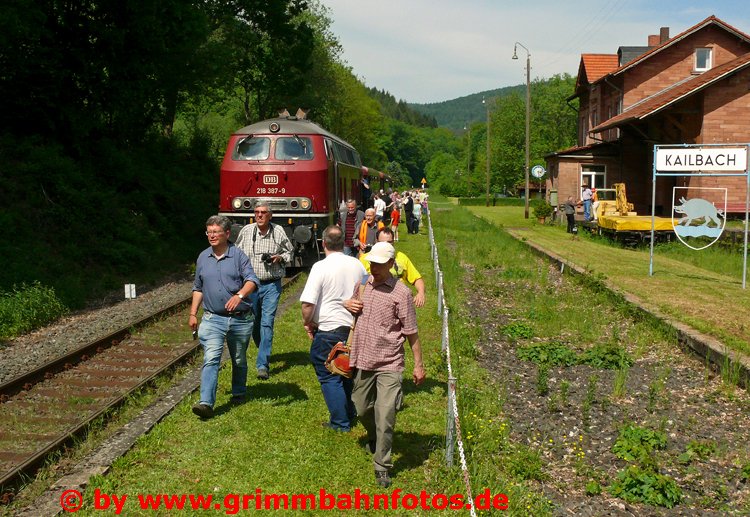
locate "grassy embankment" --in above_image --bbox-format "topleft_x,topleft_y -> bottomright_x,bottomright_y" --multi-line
467,204 -> 750,357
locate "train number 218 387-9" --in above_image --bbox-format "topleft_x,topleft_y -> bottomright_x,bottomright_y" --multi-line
255,187 -> 286,194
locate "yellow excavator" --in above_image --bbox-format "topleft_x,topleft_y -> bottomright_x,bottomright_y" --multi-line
614,183 -> 635,216
593,182 -> 635,220
595,182 -> 674,240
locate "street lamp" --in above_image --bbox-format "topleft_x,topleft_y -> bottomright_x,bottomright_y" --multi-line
482,97 -> 490,207
513,42 -> 531,218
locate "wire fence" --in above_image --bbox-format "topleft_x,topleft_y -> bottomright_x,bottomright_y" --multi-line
426,207 -> 476,517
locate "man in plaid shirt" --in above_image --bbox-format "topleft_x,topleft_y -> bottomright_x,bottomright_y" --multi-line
235,201 -> 293,380
348,241 -> 426,488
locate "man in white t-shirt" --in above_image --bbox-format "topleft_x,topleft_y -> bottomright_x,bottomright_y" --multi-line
373,194 -> 386,222
300,225 -> 368,432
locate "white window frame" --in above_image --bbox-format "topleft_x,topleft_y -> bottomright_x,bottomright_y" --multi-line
694,48 -> 712,72
581,164 -> 606,190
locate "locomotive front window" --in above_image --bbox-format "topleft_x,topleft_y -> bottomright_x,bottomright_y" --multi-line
276,136 -> 313,160
234,137 -> 270,160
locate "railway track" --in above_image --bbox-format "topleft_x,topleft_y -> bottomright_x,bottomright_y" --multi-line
0,274 -> 300,493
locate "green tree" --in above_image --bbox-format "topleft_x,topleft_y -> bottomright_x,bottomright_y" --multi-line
220,0 -> 315,123
384,161 -> 412,190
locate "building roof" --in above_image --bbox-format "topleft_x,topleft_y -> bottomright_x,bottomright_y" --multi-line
571,54 -> 619,99
617,46 -> 652,66
545,141 -> 618,159
581,54 -> 619,83
590,52 -> 750,133
596,16 -> 750,84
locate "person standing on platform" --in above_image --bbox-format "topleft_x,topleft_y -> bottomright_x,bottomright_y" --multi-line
581,184 -> 593,222
390,204 -> 401,242
403,192 -> 416,234
412,193 -> 422,234
338,199 -> 365,258
360,228 -> 426,307
373,193 -> 386,223
563,196 -> 578,234
189,215 -> 259,419
358,208 -> 384,256
235,201 -> 293,380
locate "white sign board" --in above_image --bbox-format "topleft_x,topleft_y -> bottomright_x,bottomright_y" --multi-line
656,147 -> 747,172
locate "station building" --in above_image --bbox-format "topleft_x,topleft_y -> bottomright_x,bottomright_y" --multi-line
546,16 -> 750,215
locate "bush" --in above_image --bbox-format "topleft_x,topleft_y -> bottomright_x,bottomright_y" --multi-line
612,424 -> 667,466
532,200 -> 553,219
517,341 -> 579,366
609,466 -> 682,508
0,282 -> 68,340
580,342 -> 634,369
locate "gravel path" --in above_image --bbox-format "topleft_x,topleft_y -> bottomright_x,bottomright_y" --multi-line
0,280 -> 193,384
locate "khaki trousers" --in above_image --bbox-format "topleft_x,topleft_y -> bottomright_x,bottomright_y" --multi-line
351,369 -> 403,472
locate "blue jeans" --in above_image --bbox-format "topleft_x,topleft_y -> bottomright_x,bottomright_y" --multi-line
583,199 -> 592,221
197,311 -> 253,408
251,279 -> 281,371
310,327 -> 354,431
343,246 -> 358,257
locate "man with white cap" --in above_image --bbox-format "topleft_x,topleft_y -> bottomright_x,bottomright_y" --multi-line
347,241 -> 426,488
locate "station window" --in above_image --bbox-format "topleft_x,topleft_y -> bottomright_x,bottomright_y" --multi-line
234,137 -> 270,160
275,137 -> 314,160
694,48 -> 712,72
581,164 -> 606,190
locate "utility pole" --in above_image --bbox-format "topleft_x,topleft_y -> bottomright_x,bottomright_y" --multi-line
513,42 -> 531,218
483,98 -> 490,207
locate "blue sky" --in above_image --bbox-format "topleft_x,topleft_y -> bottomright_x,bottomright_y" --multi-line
318,0 -> 749,104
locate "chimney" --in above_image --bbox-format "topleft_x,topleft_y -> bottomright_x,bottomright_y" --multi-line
660,27 -> 670,43
648,34 -> 660,46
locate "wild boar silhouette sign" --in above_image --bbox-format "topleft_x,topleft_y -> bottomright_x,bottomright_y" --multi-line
671,187 -> 726,250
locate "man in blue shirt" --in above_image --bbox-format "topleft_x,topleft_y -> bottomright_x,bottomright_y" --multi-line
189,215 -> 259,419
581,184 -> 593,222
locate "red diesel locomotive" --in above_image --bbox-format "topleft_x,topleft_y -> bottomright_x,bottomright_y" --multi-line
219,110 -> 386,267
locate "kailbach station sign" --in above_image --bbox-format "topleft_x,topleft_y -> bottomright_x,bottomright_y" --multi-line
656,147 -> 748,172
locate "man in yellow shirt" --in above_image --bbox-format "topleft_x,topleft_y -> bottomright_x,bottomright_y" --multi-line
359,228 -> 426,307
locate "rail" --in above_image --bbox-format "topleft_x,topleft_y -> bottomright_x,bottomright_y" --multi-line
0,274 -> 300,492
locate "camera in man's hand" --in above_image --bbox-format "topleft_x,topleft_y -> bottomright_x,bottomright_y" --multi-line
363,245 -> 372,253
261,252 -> 274,265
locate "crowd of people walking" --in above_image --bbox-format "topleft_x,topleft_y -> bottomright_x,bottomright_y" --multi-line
188,188 -> 429,488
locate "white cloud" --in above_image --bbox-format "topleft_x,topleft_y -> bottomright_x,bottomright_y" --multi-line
320,0 -> 750,103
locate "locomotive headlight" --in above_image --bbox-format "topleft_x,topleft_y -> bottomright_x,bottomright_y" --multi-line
293,225 -> 313,244
232,198 -> 242,210
300,199 -> 311,210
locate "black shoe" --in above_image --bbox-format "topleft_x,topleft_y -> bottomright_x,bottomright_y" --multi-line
192,403 -> 214,419
365,440 -> 376,454
230,394 -> 246,404
374,470 -> 391,488
256,368 -> 269,380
